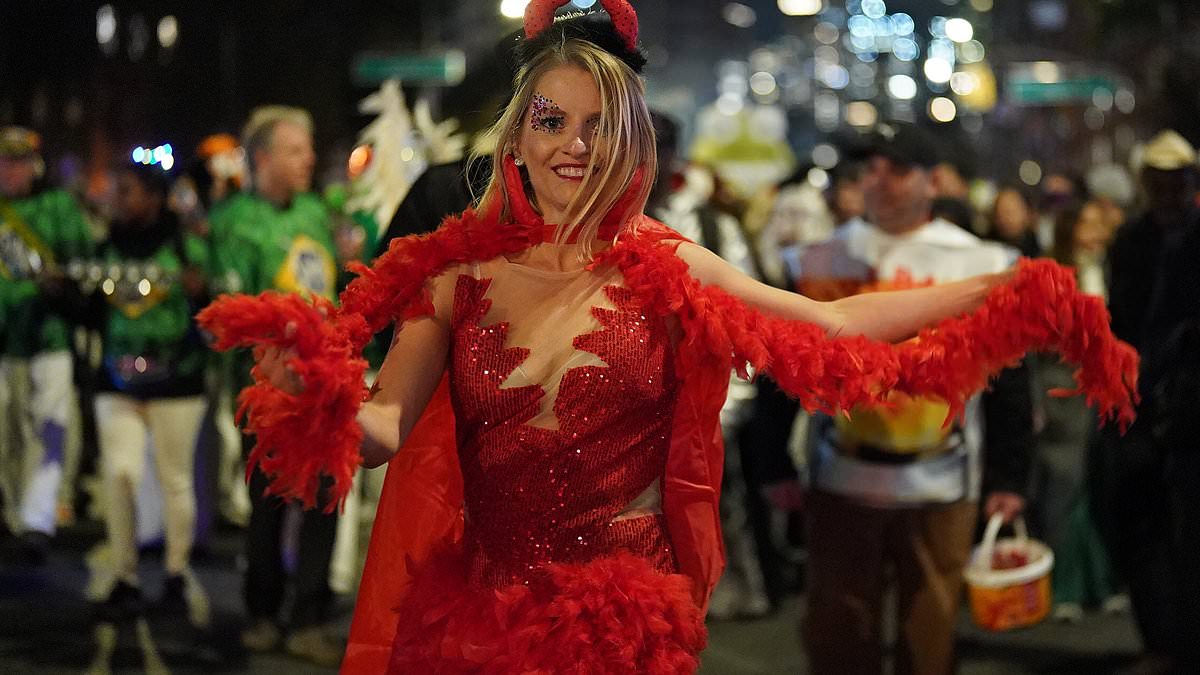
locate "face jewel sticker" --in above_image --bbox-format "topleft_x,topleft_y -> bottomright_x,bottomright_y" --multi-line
530,93 -> 565,134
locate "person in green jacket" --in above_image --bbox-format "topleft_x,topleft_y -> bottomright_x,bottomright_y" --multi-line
64,160 -> 213,629
0,126 -> 93,563
208,105 -> 341,667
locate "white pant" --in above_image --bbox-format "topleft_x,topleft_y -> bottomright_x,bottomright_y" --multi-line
0,351 -> 75,535
95,393 -> 205,582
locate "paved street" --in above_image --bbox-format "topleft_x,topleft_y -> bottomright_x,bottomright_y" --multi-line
702,596 -> 1141,675
1,521 -> 1142,674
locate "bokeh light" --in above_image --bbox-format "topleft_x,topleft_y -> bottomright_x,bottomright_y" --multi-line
929,96 -> 957,122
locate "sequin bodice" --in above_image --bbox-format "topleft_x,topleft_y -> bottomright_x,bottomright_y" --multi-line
448,250 -> 680,587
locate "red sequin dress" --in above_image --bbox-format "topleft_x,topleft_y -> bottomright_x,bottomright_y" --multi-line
386,241 -> 707,673
195,157 -> 1139,674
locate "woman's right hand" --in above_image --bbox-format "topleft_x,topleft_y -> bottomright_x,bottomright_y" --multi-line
259,346 -> 305,395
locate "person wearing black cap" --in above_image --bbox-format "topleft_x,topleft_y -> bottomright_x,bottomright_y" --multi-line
788,121 -> 1035,675
0,125 -> 94,564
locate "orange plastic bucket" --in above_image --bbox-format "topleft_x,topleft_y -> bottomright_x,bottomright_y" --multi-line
964,514 -> 1054,631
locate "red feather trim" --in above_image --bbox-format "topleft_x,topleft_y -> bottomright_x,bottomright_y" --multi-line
389,551 -> 706,674
198,200 -> 1137,510
601,236 -> 1139,432
196,206 -> 539,509
338,204 -> 535,346
194,292 -> 366,510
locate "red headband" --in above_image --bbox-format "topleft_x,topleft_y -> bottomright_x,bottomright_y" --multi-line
524,0 -> 639,52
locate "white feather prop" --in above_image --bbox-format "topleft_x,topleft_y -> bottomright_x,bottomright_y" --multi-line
414,99 -> 468,165
347,80 -> 424,235
347,80 -> 470,236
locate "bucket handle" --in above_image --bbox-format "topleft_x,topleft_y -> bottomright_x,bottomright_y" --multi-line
978,513 -> 1028,572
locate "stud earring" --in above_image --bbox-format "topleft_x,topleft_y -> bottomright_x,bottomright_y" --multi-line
513,156 -> 524,166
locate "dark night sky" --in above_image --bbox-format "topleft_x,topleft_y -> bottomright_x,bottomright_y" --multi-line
0,1 -> 433,169
6,1 -> 1200,183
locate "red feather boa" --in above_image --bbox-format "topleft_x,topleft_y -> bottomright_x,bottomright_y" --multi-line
197,206 -> 535,510
600,230 -> 1139,429
197,210 -> 1138,510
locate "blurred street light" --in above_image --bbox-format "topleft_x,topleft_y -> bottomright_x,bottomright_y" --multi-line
959,40 -> 986,63
924,57 -> 953,84
929,96 -> 957,122
724,3 -> 758,28
887,74 -> 918,100
945,18 -> 973,43
750,71 -> 778,96
950,71 -> 979,95
779,0 -> 823,16
862,0 -> 887,20
158,16 -> 178,49
893,38 -> 919,61
1032,61 -> 1061,84
811,143 -> 839,168
1115,89 -> 1136,114
97,5 -> 117,54
500,0 -> 529,19
819,63 -> 850,89
929,16 -> 947,38
807,167 -> 830,189
846,100 -> 878,127
1019,160 -> 1043,186
814,22 -> 840,44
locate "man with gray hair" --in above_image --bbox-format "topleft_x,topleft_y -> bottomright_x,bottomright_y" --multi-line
209,105 -> 342,666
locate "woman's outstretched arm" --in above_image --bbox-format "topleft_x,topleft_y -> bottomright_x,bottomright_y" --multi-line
676,242 -> 1007,342
357,314 -> 449,467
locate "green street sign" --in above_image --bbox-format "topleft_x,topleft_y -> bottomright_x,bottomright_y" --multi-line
352,50 -> 466,86
1006,76 -> 1116,106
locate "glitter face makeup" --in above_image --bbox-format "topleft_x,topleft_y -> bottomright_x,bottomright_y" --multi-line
530,94 -> 564,133
516,66 -> 605,224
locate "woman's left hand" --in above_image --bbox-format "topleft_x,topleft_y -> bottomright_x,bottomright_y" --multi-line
259,345 -> 305,395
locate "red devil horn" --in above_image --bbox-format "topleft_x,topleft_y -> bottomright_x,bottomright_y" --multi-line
524,0 -> 572,41
525,0 -> 640,52
599,0 -> 638,51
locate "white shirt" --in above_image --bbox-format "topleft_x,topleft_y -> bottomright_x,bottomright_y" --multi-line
787,217 -> 1018,506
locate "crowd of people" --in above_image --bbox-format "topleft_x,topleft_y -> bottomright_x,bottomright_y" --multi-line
735,124 -> 1197,675
0,4 -> 1195,675
1,111 -> 351,666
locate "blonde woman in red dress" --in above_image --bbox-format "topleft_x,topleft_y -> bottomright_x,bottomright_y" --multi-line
199,3 -> 1137,673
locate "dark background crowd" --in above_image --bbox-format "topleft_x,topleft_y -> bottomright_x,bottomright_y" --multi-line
2,1 -> 1199,674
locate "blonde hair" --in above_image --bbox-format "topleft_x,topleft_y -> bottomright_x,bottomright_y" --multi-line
241,105 -> 313,170
474,38 -> 656,253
